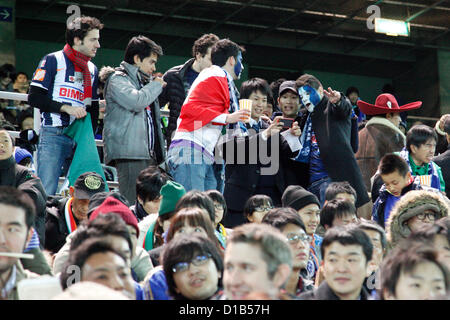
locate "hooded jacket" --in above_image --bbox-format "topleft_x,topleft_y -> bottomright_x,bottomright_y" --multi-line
386,190 -> 449,248
100,62 -> 165,165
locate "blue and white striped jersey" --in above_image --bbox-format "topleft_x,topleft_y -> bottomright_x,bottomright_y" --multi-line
30,50 -> 99,127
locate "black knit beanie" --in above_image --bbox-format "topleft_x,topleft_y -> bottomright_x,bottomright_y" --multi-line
281,185 -> 320,210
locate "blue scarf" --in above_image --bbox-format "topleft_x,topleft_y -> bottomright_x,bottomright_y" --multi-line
293,114 -> 313,163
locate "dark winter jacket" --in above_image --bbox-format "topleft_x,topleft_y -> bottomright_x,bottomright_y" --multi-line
294,95 -> 369,208
433,144 -> 450,197
299,280 -> 371,300
0,156 -> 47,246
159,58 -> 195,146
44,197 -> 71,253
372,181 -> 422,228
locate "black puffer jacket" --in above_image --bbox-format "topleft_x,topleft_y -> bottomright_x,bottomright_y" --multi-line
158,59 -> 195,146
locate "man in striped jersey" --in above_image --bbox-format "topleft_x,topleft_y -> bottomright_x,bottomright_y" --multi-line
28,16 -> 103,196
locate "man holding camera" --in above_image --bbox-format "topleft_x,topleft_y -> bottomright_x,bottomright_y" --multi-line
222,78 -> 301,228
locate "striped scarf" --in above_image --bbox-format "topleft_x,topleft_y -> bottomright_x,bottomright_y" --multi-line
64,198 -> 78,234
63,44 -> 92,107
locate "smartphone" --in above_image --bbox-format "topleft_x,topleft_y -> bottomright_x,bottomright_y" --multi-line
279,118 -> 295,129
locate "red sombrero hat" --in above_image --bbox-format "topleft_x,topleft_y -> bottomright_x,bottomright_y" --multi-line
357,93 -> 422,116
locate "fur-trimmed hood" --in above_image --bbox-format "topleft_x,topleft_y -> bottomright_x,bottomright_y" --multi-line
386,190 -> 449,248
99,66 -> 115,84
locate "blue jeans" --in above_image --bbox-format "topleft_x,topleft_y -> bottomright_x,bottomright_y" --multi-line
307,177 -> 332,208
167,146 -> 217,192
37,126 -> 75,195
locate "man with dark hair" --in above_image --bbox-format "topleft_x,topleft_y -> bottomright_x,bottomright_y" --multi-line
28,16 -> 103,196
398,125 -> 445,193
433,117 -> 450,197
345,86 -> 365,124
372,154 -> 422,228
294,74 -> 369,212
0,186 -> 38,300
45,171 -> 106,253
159,34 -> 219,146
356,93 -> 421,191
380,242 -> 449,299
167,38 -> 250,192
100,35 -> 166,204
325,181 -> 357,205
223,78 -> 301,226
60,238 -> 135,299
320,199 -> 358,230
262,207 -> 314,297
162,234 -> 223,300
131,166 -> 169,221
299,225 -> 373,300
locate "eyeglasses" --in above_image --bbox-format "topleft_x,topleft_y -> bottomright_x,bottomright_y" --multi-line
254,206 -> 273,213
416,212 -> 438,221
172,254 -> 212,273
286,233 -> 312,244
214,204 -> 224,210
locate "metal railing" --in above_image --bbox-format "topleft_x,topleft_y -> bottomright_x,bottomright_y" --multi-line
1,90 -> 169,190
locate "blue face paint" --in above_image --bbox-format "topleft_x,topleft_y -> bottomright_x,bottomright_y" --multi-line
298,85 -> 322,112
234,52 -> 243,79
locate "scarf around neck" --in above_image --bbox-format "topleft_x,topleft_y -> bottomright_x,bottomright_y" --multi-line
63,44 -> 93,107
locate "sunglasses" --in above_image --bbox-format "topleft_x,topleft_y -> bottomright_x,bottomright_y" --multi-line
172,254 -> 212,273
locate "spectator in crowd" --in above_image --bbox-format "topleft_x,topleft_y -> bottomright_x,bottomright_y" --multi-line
12,72 -> 29,94
222,78 -> 301,227
130,166 -> 169,222
262,207 -> 314,297
139,180 -> 186,252
386,190 -> 449,249
269,78 -> 286,114
60,238 -> 135,299
299,225 -> 373,300
320,199 -> 358,230
205,189 -> 230,249
0,186 -> 39,300
17,110 -> 34,131
28,16 -> 103,196
380,242 -> 449,299
144,208 -> 221,300
282,185 -> 322,282
167,38 -> 249,192
294,74 -> 370,213
345,86 -> 365,124
0,63 -> 16,122
159,33 -> 219,147
53,197 -> 153,283
372,154 -> 423,229
222,223 -> 293,300
53,281 -> 130,300
0,129 -> 49,275
433,116 -> 450,197
407,217 -> 450,268
356,93 -> 421,191
45,172 -> 106,253
274,80 -> 309,189
397,125 -> 445,193
100,35 -> 166,204
14,147 -> 33,169
162,234 -> 223,300
242,195 -> 274,225
434,114 -> 449,155
356,219 -> 388,297
324,181 -> 357,205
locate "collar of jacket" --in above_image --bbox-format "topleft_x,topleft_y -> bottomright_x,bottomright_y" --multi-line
314,280 -> 369,300
120,61 -> 141,83
366,116 -> 406,143
0,156 -> 16,170
176,58 -> 195,79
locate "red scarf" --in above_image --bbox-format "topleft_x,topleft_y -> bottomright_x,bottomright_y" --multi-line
63,44 -> 92,106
